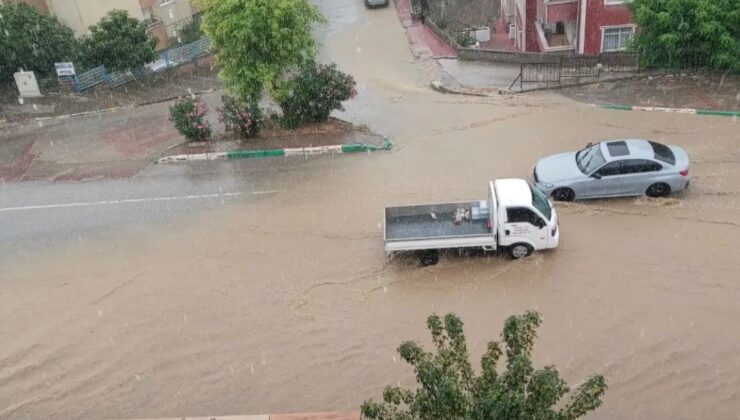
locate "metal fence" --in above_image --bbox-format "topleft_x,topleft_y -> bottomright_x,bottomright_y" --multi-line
599,52 -> 640,72
560,56 -> 600,78
510,52 -> 640,90
72,37 -> 212,92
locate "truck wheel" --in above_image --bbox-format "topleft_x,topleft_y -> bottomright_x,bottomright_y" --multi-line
646,183 -> 671,198
551,187 -> 575,202
509,243 -> 532,259
420,250 -> 439,266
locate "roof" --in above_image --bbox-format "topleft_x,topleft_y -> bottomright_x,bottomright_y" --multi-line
494,178 -> 532,207
602,139 -> 655,160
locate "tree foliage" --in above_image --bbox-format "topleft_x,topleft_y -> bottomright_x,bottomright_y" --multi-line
80,10 -> 157,72
629,0 -> 740,72
195,0 -> 325,101
362,312 -> 607,420
0,3 -> 78,82
278,62 -> 357,128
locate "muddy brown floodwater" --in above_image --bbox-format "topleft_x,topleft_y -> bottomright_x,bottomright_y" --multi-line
2,3 -> 740,420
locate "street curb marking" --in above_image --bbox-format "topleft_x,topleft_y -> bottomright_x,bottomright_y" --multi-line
156,138 -> 393,163
597,103 -> 740,117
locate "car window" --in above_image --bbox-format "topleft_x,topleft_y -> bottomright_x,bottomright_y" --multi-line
631,159 -> 662,173
649,141 -> 676,165
507,207 -> 544,227
530,186 -> 552,221
596,161 -> 624,176
577,144 -> 607,174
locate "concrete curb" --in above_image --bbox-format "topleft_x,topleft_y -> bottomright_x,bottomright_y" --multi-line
430,81 -> 494,97
157,137 -> 393,163
597,103 -> 740,118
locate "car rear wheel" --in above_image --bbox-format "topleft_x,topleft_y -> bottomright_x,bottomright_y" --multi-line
646,183 -> 671,198
509,243 -> 533,259
551,187 -> 575,202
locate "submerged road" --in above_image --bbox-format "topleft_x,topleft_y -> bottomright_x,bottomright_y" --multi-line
1,1 -> 739,419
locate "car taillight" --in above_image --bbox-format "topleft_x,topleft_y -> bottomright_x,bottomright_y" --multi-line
679,168 -> 689,176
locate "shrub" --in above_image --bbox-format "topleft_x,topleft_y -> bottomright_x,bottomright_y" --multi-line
362,311 -> 607,420
218,96 -> 261,139
278,62 -> 357,129
169,96 -> 211,142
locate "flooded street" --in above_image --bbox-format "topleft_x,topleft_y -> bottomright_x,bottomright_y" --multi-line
2,2 -> 740,419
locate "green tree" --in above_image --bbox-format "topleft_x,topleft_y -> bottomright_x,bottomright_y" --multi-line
629,0 -> 740,72
362,312 -> 607,420
0,3 -> 78,82
80,10 -> 157,72
195,0 -> 325,101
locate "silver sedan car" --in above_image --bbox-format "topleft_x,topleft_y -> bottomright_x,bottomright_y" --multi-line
533,139 -> 690,201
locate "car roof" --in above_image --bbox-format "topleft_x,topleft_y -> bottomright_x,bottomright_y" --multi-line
601,139 -> 655,161
494,178 -> 532,207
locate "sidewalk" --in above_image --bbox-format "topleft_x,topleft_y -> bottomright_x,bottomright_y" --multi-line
123,412 -> 360,420
0,58 -> 221,124
561,72 -> 740,112
394,0 -> 457,59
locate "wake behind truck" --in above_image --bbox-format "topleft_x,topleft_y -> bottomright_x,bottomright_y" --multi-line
384,179 -> 559,265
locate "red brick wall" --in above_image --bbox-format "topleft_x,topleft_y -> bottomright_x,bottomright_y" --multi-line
525,0 -> 540,52
583,0 -> 633,54
546,1 -> 578,23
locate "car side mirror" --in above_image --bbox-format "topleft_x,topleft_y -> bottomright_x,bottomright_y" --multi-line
591,172 -> 602,179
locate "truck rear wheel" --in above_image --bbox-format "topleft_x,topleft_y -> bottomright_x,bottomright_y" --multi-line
509,243 -> 532,259
420,250 -> 439,266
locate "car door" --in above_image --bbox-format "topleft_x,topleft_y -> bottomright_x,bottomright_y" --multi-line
581,160 -> 628,198
502,207 -> 548,250
626,159 -> 664,195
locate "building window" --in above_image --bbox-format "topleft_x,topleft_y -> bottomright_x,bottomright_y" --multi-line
601,26 -> 633,51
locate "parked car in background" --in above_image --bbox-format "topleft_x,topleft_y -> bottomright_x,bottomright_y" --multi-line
533,139 -> 690,201
364,0 -> 389,8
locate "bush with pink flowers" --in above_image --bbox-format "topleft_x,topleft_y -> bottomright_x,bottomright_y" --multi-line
217,96 -> 262,139
169,96 -> 211,142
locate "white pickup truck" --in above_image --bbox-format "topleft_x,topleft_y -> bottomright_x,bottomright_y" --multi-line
384,179 -> 560,265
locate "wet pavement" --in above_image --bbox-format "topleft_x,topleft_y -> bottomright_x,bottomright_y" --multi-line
1,1 -> 740,420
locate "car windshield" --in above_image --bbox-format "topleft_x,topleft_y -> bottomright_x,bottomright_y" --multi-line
530,185 -> 552,221
576,144 -> 607,174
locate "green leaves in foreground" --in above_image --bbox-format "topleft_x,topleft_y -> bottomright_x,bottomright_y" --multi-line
362,312 -> 607,420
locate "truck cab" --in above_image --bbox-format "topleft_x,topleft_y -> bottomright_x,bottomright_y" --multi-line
492,179 -> 559,257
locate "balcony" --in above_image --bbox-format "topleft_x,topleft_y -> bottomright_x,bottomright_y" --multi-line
534,20 -> 576,52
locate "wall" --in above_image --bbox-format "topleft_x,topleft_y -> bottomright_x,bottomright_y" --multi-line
152,0 -> 195,37
583,0 -> 633,54
525,0 -> 540,52
546,1 -> 578,23
458,47 -> 574,64
47,0 -> 144,36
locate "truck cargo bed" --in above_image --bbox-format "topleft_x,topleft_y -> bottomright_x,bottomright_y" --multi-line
385,201 -> 492,242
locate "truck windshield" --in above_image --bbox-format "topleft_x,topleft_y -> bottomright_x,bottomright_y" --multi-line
531,186 -> 552,221
576,144 -> 606,174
